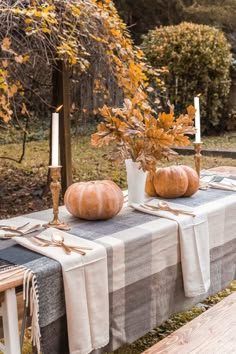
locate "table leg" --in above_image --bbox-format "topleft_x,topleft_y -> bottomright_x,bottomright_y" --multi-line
0,289 -> 21,354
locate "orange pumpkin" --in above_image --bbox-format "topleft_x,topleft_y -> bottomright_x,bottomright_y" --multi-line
153,166 -> 189,198
64,180 -> 124,220
152,165 -> 199,198
145,171 -> 157,197
179,165 -> 199,197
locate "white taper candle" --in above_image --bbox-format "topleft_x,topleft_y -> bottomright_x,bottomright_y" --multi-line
194,96 -> 201,143
51,112 -> 59,166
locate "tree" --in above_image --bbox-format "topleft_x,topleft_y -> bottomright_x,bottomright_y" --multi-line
181,0 -> 236,50
114,0 -> 236,52
142,22 -> 232,134
0,0 -> 164,189
0,1 -> 127,121
114,0 -> 184,43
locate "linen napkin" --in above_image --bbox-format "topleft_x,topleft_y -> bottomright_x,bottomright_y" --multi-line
200,175 -> 236,192
209,177 -> 236,191
131,201 -> 210,297
0,216 -> 43,239
14,228 -> 109,354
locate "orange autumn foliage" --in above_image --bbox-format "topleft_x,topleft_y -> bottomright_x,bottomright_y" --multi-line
92,100 -> 196,172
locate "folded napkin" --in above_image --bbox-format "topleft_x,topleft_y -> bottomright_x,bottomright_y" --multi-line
131,201 -> 210,297
200,175 -> 236,192
209,177 -> 236,191
221,177 -> 236,186
0,217 -> 42,238
14,228 -> 109,354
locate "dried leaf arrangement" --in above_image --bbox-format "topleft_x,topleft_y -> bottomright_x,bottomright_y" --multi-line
91,93 -> 196,172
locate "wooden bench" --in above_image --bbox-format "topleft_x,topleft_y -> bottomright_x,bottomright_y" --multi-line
0,267 -> 29,354
142,291 -> 236,354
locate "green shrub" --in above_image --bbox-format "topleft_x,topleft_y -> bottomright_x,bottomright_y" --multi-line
142,22 -> 232,134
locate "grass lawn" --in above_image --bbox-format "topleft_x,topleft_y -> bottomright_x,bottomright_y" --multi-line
1,134 -> 236,218
1,132 -> 236,188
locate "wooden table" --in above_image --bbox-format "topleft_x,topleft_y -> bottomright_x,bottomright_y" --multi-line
0,168 -> 236,354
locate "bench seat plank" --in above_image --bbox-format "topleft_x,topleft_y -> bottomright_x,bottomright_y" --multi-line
142,291 -> 236,354
0,267 -> 26,293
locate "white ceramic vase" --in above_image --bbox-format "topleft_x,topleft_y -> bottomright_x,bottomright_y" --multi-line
125,159 -> 147,206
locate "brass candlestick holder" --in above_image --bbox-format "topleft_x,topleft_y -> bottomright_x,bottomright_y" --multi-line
194,142 -> 203,177
45,166 -> 70,231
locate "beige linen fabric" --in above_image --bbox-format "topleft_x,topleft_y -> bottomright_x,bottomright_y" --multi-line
131,201 -> 210,297
15,228 -> 109,354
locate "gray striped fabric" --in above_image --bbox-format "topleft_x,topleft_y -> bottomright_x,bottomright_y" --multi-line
0,181 -> 236,354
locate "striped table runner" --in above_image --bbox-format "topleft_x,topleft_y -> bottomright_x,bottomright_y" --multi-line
0,180 -> 236,354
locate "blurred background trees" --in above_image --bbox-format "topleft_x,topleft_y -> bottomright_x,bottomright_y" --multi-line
114,0 -> 236,46
114,0 -> 236,132
142,22 -> 232,134
1,0 -> 236,136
